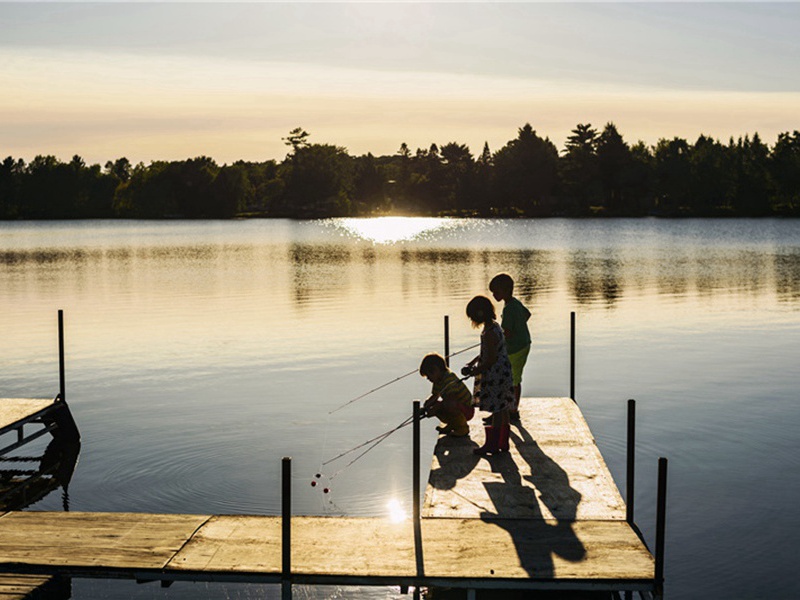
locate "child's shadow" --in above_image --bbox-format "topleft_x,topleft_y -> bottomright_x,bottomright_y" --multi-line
479,423 -> 585,578
427,434 -> 480,491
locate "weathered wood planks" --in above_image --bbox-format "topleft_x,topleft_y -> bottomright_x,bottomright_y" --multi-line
0,513 -> 652,587
424,397 -> 627,521
0,512 -> 209,571
0,573 -> 58,600
0,400 -> 55,435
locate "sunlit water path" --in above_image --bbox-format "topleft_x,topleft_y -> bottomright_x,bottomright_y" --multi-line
1,218 -> 799,599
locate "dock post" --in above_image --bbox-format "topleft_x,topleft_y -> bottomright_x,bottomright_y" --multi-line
444,315 -> 450,367
58,309 -> 66,403
570,311 -> 576,402
282,456 -> 292,600
412,400 -> 424,578
626,399 -> 636,525
655,457 -> 668,600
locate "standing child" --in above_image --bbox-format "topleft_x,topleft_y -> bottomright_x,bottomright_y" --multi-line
463,295 -> 515,455
489,273 -> 531,421
419,353 -> 474,437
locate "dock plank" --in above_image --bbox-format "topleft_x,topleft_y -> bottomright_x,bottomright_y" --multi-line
424,397 -> 626,521
0,512 -> 209,570
0,400 -> 55,433
0,574 -> 57,599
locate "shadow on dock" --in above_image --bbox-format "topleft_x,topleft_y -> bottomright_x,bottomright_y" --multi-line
428,434 -> 480,492
479,421 -> 585,579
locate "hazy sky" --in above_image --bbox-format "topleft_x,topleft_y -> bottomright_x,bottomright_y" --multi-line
1,2 -> 798,165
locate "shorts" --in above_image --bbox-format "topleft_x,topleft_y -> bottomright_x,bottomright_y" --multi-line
508,345 -> 530,386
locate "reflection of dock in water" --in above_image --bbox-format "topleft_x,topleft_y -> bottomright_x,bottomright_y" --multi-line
0,398 -> 661,599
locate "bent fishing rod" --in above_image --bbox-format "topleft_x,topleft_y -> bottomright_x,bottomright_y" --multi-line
328,342 -> 480,415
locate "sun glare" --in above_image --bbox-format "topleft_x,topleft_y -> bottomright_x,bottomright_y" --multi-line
387,498 -> 408,523
333,217 -> 454,244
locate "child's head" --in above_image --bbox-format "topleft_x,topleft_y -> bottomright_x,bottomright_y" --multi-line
419,353 -> 448,383
466,295 -> 496,328
489,273 -> 514,302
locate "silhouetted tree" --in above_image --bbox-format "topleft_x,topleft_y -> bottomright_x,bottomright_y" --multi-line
0,157 -> 25,218
560,123 -> 600,215
654,137 -> 691,215
279,143 -> 352,217
492,124 -> 559,215
595,123 -> 633,215
689,135 -> 730,215
104,157 -> 132,183
352,153 -> 387,212
439,142 -> 474,213
730,134 -> 771,216
770,131 -> 800,214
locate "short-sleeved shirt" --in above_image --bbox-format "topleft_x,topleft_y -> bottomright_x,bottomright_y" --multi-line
432,371 -> 473,409
502,296 -> 531,355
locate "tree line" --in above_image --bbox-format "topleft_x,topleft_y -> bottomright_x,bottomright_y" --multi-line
2,123 -> 799,219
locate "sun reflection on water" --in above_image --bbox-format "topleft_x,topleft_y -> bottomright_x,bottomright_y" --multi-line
331,217 -> 457,244
387,498 -> 408,523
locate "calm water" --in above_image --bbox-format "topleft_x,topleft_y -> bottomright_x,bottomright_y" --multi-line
1,218 -> 799,599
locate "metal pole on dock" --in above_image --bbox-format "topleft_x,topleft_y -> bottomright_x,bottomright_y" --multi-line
58,309 -> 66,403
570,311 -> 576,402
655,457 -> 668,600
626,399 -> 636,525
444,316 -> 450,367
282,456 -> 292,600
412,400 -> 424,578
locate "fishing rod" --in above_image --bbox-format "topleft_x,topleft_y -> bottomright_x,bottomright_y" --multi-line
318,371 -> 474,483
328,342 -> 480,415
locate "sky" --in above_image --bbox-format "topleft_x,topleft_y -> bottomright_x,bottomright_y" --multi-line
1,2 -> 799,166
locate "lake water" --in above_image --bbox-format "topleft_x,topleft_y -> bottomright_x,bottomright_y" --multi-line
1,218 -> 799,599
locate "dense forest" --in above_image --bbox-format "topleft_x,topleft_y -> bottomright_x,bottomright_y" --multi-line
2,123 -> 799,219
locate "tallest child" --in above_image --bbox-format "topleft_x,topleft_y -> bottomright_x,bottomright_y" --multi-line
489,273 -> 531,421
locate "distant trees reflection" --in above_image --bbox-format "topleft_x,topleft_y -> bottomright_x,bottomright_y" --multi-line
2,124 -> 799,219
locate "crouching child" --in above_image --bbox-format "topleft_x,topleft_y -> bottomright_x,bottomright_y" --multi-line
419,353 -> 475,437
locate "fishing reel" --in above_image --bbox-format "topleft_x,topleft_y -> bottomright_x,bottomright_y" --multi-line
460,365 -> 475,378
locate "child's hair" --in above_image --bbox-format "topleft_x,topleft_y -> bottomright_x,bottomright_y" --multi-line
419,353 -> 447,377
489,272 -> 514,295
466,295 -> 496,327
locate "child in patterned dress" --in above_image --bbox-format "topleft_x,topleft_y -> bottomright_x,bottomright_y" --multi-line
463,295 -> 515,455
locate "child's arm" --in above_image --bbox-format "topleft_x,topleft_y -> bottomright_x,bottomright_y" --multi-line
423,393 -> 441,413
472,329 -> 499,374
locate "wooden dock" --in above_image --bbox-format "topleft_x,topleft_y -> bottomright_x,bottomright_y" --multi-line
0,396 -> 657,597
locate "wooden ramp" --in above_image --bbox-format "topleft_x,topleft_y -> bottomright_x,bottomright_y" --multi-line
0,397 -> 655,595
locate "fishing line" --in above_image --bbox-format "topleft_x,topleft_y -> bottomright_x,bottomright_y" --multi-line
315,371 -> 474,487
322,414 -> 418,481
327,342 -> 480,415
